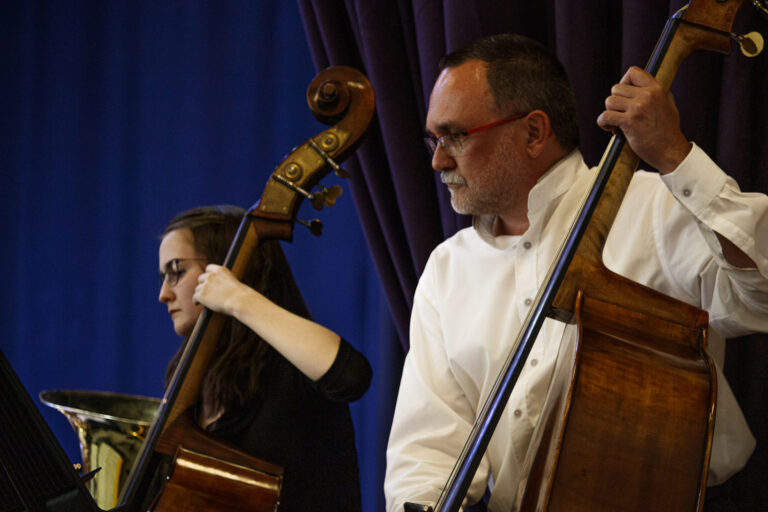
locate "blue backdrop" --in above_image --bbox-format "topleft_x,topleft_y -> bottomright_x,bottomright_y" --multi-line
0,2 -> 401,511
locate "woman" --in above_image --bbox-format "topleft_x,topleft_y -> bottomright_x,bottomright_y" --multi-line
158,204 -> 371,511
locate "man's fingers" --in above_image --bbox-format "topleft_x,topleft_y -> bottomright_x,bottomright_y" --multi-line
597,110 -> 620,132
620,65 -> 654,86
605,93 -> 631,112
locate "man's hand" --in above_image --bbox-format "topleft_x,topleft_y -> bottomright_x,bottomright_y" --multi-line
597,66 -> 691,174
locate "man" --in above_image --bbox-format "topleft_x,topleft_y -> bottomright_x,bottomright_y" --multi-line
384,34 -> 768,511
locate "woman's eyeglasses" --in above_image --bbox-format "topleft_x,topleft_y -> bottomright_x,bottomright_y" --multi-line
159,258 -> 206,287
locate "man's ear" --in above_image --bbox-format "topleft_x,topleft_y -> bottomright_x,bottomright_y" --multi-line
524,110 -> 552,158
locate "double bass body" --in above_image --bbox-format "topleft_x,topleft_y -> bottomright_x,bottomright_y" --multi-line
518,276 -> 715,510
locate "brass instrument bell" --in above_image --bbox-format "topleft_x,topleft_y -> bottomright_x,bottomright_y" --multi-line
40,389 -> 160,509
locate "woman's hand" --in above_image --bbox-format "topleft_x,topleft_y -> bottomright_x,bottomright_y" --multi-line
194,263 -> 341,381
194,264 -> 254,317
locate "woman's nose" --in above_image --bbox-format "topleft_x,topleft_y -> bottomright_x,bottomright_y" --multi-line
158,280 -> 173,303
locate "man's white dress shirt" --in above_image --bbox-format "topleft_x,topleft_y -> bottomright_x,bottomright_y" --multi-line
385,145 -> 768,512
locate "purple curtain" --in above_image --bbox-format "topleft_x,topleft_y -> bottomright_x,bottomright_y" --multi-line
299,0 -> 768,508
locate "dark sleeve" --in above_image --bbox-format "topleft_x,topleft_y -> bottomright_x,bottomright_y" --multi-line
313,338 -> 372,402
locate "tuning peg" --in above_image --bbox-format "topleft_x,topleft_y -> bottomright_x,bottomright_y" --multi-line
680,14 -> 765,58
313,184 -> 342,208
297,218 -> 323,236
735,31 -> 764,57
309,140 -> 351,178
272,174 -> 313,199
749,0 -> 768,20
272,174 -> 342,212
306,183 -> 342,210
334,165 -> 351,179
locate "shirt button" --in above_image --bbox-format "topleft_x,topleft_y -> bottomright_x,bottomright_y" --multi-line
524,298 -> 532,306
523,241 -> 532,249
514,409 -> 522,418
530,358 -> 538,366
683,188 -> 691,197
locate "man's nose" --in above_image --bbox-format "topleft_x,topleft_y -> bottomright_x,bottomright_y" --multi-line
431,143 -> 456,172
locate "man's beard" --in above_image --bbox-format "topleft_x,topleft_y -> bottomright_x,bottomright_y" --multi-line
441,146 -> 522,217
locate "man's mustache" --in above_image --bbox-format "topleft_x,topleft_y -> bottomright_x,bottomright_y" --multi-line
440,172 -> 467,186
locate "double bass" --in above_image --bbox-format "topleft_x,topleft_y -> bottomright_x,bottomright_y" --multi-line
118,65 -> 375,511
410,1 -> 766,511
1,65 -> 373,512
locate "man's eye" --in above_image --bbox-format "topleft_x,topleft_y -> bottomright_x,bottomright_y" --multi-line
447,133 -> 463,142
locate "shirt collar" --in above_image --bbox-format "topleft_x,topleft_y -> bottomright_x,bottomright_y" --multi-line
474,149 -> 586,243
527,149 -> 584,215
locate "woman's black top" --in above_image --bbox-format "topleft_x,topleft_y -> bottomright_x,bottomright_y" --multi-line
208,339 -> 372,511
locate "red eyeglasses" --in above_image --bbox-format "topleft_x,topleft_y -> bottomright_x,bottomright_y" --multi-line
424,112 -> 529,156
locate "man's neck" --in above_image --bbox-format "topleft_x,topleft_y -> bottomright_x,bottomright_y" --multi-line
494,214 -> 529,236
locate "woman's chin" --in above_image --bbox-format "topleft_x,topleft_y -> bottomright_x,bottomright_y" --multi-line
174,320 -> 194,339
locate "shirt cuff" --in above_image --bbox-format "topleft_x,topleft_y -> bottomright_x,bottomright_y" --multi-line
660,142 -> 728,217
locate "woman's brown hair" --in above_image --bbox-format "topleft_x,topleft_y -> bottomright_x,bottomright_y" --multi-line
161,205 -> 312,414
